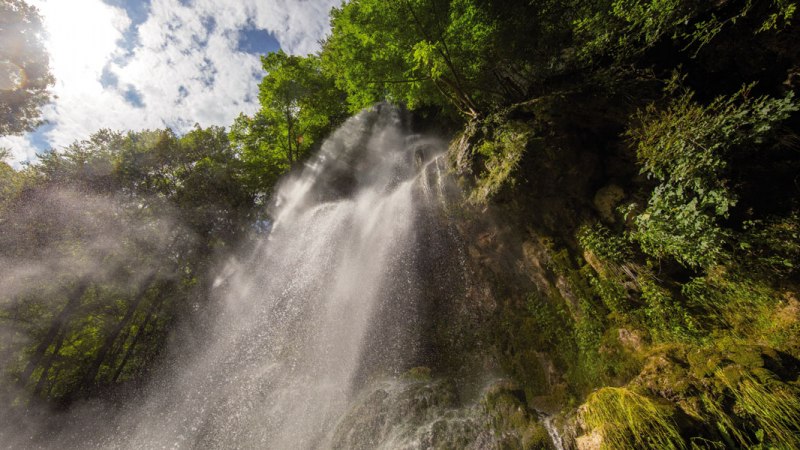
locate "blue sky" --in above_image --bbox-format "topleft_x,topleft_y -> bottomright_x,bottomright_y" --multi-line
0,0 -> 338,165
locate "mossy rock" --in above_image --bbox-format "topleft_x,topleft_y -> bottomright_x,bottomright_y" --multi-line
617,343 -> 800,448
577,387 -> 685,450
331,379 -> 461,449
593,184 -> 625,224
632,348 -> 693,402
402,366 -> 433,382
481,380 -> 556,450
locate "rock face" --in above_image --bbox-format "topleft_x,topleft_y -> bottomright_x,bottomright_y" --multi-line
575,430 -> 602,450
592,185 -> 625,224
432,100 -> 800,450
331,375 -> 557,450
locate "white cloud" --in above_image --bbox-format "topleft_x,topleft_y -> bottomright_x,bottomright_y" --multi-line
0,135 -> 39,168
1,0 -> 339,165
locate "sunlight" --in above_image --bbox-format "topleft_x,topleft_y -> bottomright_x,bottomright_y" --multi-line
0,60 -> 24,91
31,0 -> 130,93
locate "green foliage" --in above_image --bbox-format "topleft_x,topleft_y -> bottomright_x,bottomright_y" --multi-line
682,343 -> 800,449
0,155 -> 24,213
323,0 -> 487,116
588,272 -> 630,316
0,0 -> 54,135
681,272 -> 791,351
322,0 -> 585,117
578,223 -> 633,264
230,51 -> 347,199
542,247 -> 625,393
629,88 -> 799,269
576,0 -> 798,62
575,0 -> 696,60
0,126 -> 257,404
580,387 -> 685,450
572,302 -> 607,388
616,342 -> 800,449
758,0 -> 798,32
739,213 -> 800,277
639,276 -> 699,342
468,122 -> 532,204
433,0 -> 800,446
577,223 -> 699,341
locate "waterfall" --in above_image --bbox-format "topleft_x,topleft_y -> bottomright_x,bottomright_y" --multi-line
68,105 -> 461,449
28,105 -> 566,450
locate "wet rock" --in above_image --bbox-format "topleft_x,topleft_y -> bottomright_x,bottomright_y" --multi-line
617,328 -> 644,352
593,184 -> 625,223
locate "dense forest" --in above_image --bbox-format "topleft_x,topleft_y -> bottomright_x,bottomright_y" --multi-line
2,0 -> 800,448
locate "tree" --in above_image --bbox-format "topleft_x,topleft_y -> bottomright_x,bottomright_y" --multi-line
230,51 -> 347,198
0,0 -> 54,135
322,0 -> 486,116
0,126 -> 258,403
321,0 -> 587,118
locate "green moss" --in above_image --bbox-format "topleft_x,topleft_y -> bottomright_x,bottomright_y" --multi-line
587,270 -> 630,316
482,382 -> 555,450
524,421 -> 556,450
628,342 -> 800,448
699,393 -> 751,449
598,328 -> 644,383
524,291 -> 574,358
468,122 -> 534,204
538,242 -> 652,394
403,366 -> 433,382
496,305 -> 560,401
681,271 -> 799,355
580,387 -> 686,450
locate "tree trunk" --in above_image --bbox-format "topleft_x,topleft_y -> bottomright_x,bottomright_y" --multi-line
111,293 -> 165,384
20,280 -> 89,388
286,108 -> 295,165
80,274 -> 156,392
32,329 -> 65,396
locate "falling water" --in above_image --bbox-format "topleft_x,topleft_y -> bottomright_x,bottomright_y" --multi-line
25,105 -> 565,450
47,105 -> 462,449
542,415 -> 566,450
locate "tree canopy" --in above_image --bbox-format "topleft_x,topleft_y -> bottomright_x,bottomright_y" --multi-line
0,0 -> 53,135
230,51 -> 348,199
0,126 -> 256,403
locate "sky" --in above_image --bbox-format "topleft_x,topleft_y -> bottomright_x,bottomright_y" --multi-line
0,0 -> 339,165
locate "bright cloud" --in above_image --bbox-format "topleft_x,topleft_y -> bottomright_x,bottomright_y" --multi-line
0,0 -> 339,166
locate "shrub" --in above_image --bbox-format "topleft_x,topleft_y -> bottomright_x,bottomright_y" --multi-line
629,87 -> 798,269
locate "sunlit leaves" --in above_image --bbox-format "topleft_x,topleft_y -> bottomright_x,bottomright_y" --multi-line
230,51 -> 347,200
629,88 -> 799,268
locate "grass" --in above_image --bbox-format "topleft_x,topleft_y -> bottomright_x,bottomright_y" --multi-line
716,369 -> 800,449
580,387 -> 685,449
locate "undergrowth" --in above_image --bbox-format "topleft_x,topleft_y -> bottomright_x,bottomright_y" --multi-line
580,387 -> 685,450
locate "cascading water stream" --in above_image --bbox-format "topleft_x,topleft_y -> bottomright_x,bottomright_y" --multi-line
33,105 -> 565,450
64,105 -> 463,449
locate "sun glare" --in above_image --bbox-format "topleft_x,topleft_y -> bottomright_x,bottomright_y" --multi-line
0,60 -> 25,91
32,0 -> 130,92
